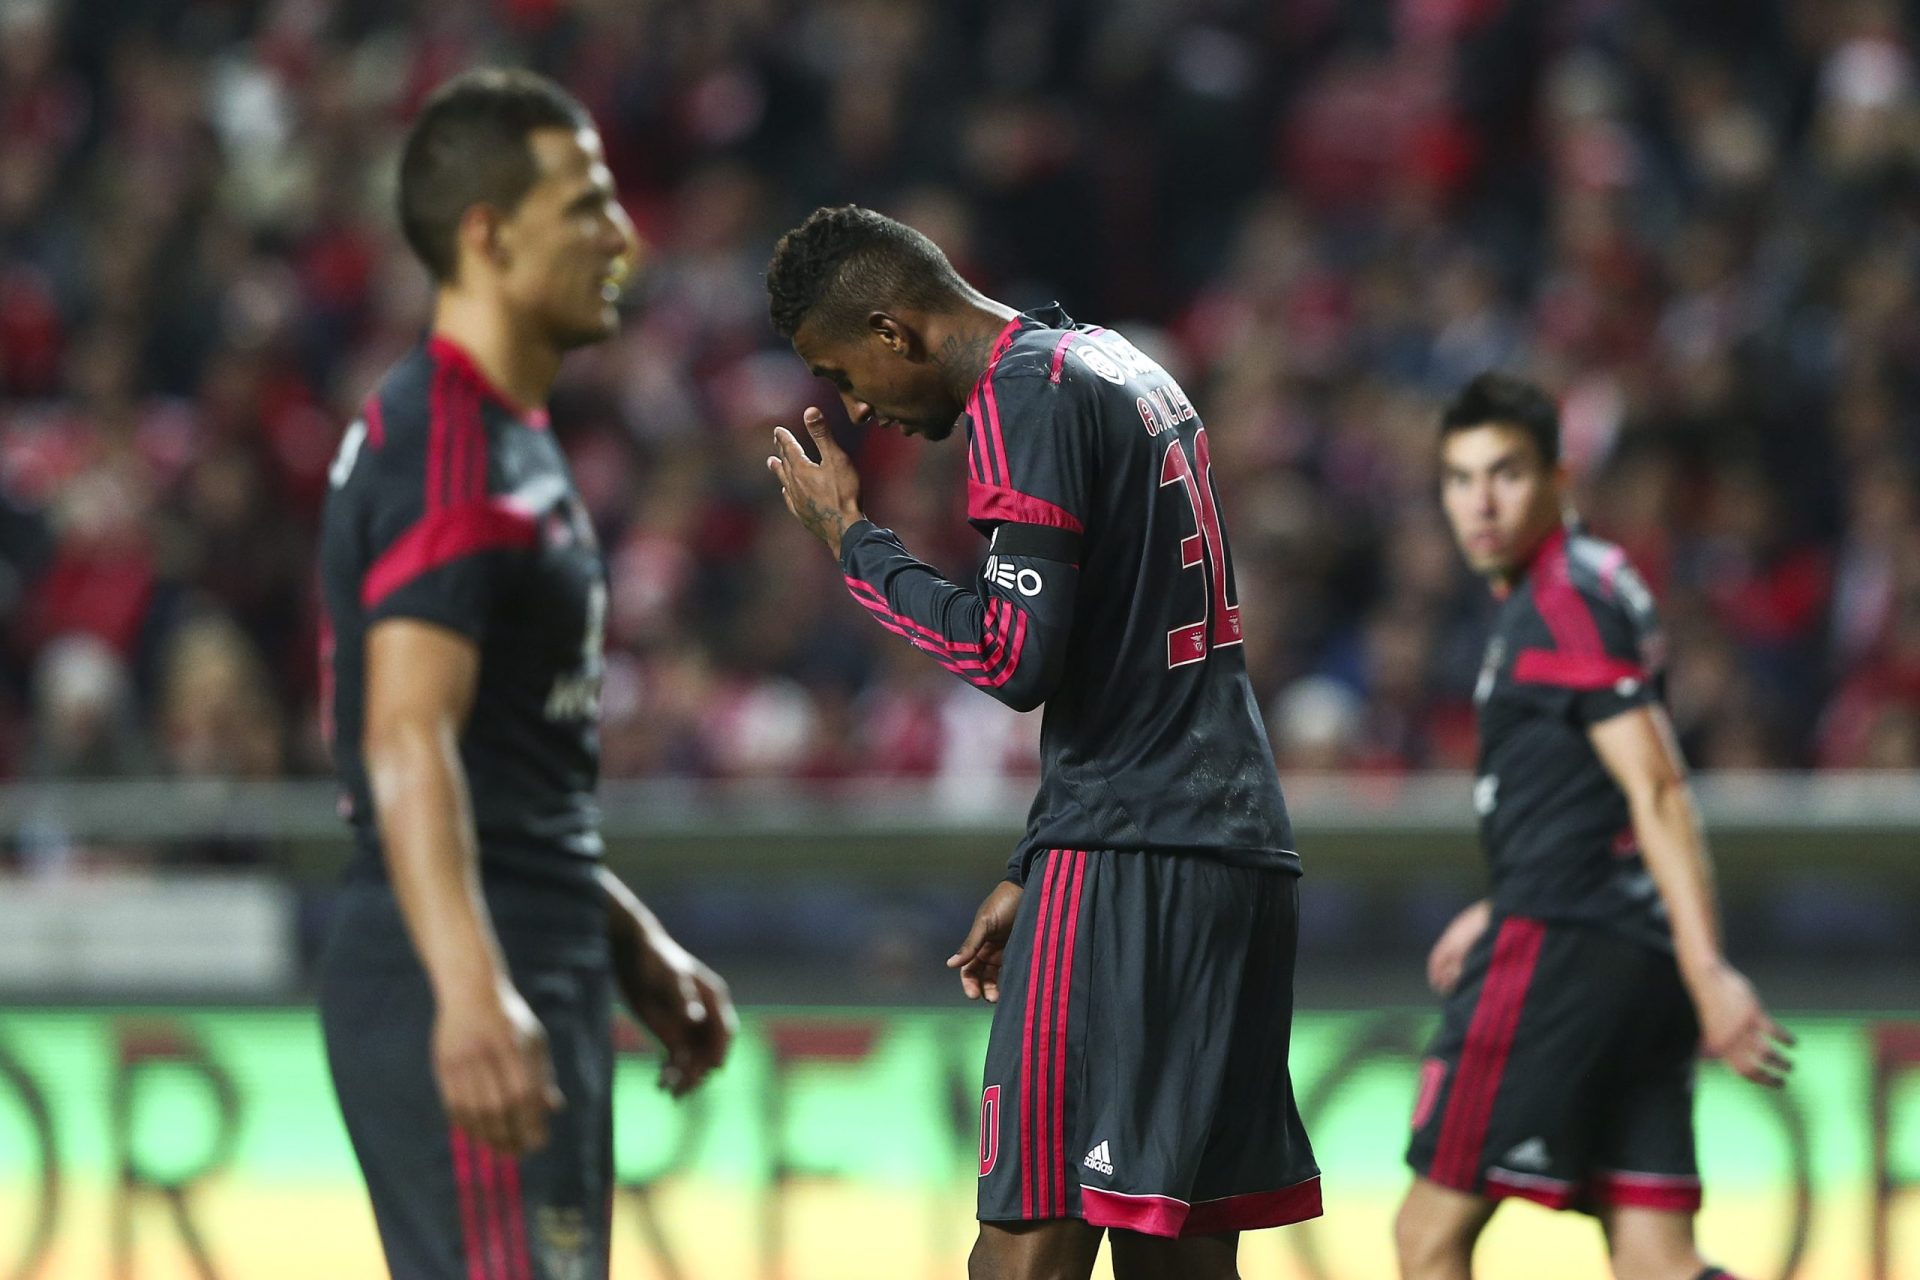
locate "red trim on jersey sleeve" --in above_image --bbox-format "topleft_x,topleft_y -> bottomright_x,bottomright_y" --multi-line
364,394 -> 385,448
1182,1176 -> 1325,1235
1512,649 -> 1647,690
967,480 -> 1085,533
361,501 -> 538,608
841,576 -> 1029,688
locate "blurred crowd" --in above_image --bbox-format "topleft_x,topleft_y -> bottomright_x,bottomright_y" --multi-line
6,0 -> 1920,834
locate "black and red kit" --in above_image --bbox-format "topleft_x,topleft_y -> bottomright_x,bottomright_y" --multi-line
1408,526 -> 1703,1215
317,335 -> 616,1280
838,307 -> 1320,1238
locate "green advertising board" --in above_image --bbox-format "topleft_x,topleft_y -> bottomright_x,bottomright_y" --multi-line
0,1009 -> 1914,1279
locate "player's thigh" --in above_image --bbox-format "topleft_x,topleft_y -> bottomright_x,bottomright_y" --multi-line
511,958 -> 616,1279
318,892 -> 470,1278
1598,1205 -> 1703,1280
1108,1228 -> 1238,1280
1395,1176 -> 1497,1263
1590,956 -> 1703,1217
1410,920 -> 1643,1205
968,1219 -> 1104,1280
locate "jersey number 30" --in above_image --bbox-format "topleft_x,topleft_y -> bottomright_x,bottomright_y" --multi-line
1159,427 -> 1242,668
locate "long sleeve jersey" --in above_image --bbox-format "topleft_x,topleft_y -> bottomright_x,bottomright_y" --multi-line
838,307 -> 1299,885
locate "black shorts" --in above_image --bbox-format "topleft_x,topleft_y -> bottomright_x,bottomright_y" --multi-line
318,882 -> 614,1280
976,849 -> 1321,1238
1406,914 -> 1702,1214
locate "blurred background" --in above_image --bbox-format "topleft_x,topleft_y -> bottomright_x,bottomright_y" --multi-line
0,0 -> 1917,1276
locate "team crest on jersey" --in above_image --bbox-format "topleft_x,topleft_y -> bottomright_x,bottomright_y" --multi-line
1072,345 -> 1126,385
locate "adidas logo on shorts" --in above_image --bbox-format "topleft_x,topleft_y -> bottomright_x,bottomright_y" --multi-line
1504,1138 -> 1551,1172
1083,1141 -> 1114,1176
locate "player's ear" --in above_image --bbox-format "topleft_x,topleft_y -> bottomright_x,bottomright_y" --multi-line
868,312 -> 921,362
455,203 -> 510,277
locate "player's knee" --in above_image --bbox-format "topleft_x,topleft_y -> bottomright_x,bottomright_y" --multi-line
1605,1236 -> 1706,1280
1107,1230 -> 1239,1280
969,1223 -> 1101,1280
966,1229 -> 1044,1280
1393,1194 -> 1473,1276
967,1232 -> 1005,1280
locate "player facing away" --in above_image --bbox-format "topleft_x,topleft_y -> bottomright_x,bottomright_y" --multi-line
1395,374 -> 1795,1280
763,206 -> 1321,1280
316,69 -> 735,1280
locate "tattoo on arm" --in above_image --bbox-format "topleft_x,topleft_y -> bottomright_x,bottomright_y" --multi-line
796,493 -> 847,545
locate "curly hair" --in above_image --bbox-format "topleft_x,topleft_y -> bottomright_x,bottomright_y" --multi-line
1440,372 -> 1561,465
765,206 -> 969,341
399,68 -> 591,283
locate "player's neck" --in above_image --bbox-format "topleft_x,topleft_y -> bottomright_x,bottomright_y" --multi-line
430,290 -> 561,412
926,297 -> 1022,404
1494,519 -> 1569,593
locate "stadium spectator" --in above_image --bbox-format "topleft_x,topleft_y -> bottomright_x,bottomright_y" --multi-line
3,0 -> 1920,817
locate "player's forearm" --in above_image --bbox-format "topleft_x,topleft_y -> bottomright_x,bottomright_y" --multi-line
841,521 -> 1066,711
367,720 -> 509,1001
598,867 -> 686,964
1627,779 -> 1726,985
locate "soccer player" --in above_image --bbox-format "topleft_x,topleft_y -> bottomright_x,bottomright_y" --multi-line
316,69 -> 735,1280
762,206 -> 1321,1280
1395,374 -> 1794,1280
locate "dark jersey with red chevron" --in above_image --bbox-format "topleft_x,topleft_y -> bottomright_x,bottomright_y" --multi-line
318,336 -> 606,930
1472,525 -> 1672,950
838,306 -> 1297,884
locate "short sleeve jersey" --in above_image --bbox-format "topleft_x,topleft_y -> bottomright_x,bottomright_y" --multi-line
1472,526 -> 1671,949
839,307 -> 1297,882
319,336 -> 606,926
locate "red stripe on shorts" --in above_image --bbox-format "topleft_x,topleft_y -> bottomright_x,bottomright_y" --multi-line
1033,850 -> 1072,1216
1019,850 -> 1062,1218
1430,918 -> 1546,1190
1052,850 -> 1088,1217
449,1129 -> 489,1280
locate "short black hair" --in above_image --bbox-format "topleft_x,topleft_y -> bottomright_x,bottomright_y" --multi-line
765,205 -> 970,341
398,68 -> 592,283
1439,372 -> 1560,465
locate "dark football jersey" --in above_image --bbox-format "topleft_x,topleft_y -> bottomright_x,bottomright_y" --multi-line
1471,525 -> 1671,949
839,306 -> 1297,883
319,336 -> 606,943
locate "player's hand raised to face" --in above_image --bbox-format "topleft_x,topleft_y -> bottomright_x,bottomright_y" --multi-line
433,979 -> 564,1156
1692,961 -> 1795,1088
768,407 -> 865,557
615,937 -> 738,1099
948,880 -> 1025,1003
